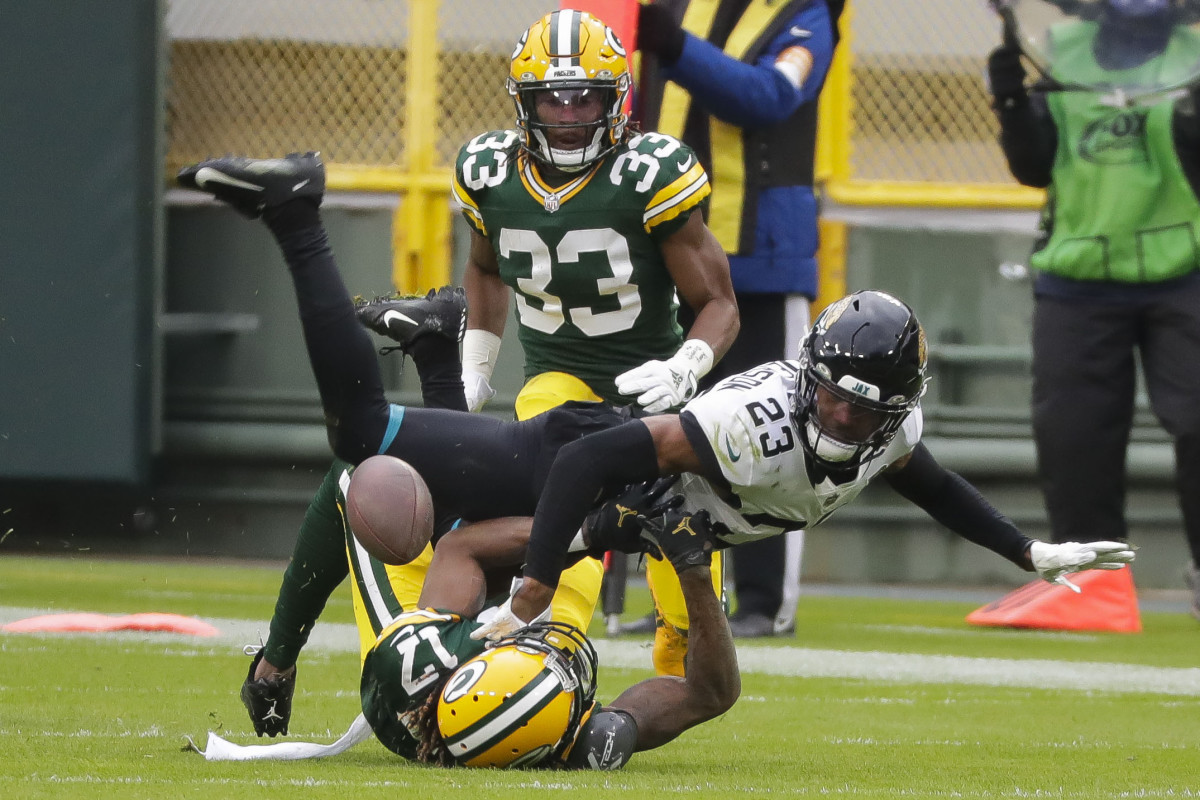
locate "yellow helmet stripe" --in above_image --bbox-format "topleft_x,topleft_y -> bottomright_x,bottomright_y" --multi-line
442,670 -> 564,757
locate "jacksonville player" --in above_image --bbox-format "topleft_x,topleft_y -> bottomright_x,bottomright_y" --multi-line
474,291 -> 1139,637
356,8 -> 738,680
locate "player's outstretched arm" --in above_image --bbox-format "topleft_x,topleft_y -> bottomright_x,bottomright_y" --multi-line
509,415 -> 711,627
606,508 -> 740,751
884,443 -> 1136,589
884,443 -> 1034,567
418,517 -> 533,616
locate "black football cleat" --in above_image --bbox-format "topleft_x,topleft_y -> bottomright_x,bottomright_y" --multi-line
176,152 -> 325,219
240,648 -> 295,737
355,286 -> 467,352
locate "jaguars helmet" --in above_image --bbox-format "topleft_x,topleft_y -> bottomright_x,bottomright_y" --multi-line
795,290 -> 928,472
507,9 -> 632,172
437,621 -> 598,768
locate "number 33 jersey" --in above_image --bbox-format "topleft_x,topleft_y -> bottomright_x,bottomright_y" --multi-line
676,361 -> 924,544
452,130 -> 711,403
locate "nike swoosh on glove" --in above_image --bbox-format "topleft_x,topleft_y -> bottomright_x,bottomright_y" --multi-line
1028,540 -> 1137,593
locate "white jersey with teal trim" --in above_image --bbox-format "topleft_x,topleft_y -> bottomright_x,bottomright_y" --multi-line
675,361 -> 923,545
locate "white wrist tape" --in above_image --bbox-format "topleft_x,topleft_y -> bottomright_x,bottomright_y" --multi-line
463,328 -> 502,382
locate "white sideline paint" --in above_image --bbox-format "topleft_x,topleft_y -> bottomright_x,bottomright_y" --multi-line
4,606 -> 1200,696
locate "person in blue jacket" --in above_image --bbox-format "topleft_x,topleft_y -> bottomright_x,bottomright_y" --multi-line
622,0 -> 843,646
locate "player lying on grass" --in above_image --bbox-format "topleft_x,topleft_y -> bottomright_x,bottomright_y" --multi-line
194,479 -> 736,769
176,153 -> 1136,669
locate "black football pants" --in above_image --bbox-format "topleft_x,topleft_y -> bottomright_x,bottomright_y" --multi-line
1032,286 -> 1200,566
266,203 -> 546,523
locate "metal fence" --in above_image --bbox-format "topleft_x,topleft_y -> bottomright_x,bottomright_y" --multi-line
165,0 -> 1043,290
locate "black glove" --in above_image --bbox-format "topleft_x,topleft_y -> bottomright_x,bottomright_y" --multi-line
638,2 -> 686,65
638,507 -> 716,574
987,44 -> 1028,106
240,650 -> 295,737
584,475 -> 681,555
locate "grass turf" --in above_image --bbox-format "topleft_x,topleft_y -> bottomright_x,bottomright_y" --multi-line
1,554 -> 1197,799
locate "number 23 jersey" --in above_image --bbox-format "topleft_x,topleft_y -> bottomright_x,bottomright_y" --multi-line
452,130 -> 711,403
677,360 -> 924,544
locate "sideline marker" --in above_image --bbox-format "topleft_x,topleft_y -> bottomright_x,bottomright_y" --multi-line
966,567 -> 1141,633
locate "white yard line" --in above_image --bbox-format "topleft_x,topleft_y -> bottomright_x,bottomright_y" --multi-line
4,605 -> 1199,696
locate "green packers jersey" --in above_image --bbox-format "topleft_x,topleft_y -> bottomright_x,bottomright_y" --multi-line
453,130 -> 711,403
359,609 -> 488,759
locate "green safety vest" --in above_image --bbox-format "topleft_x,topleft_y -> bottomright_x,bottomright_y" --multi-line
1033,21 -> 1200,283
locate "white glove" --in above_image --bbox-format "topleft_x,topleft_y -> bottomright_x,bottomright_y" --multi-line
462,368 -> 496,413
469,579 -> 552,641
462,329 -> 502,413
615,339 -> 715,413
1029,540 -> 1137,593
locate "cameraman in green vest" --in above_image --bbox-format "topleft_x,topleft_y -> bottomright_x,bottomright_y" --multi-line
987,0 -> 1200,619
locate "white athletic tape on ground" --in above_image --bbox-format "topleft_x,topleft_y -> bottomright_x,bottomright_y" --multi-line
4,605 -> 1199,696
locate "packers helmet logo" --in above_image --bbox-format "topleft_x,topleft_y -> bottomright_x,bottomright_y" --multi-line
441,660 -> 486,703
603,25 -> 626,58
510,29 -> 529,61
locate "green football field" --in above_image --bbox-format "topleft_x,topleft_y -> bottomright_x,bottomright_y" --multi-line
1,554 -> 1197,799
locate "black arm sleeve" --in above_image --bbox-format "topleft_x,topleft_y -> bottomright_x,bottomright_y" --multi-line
883,443 -> 1033,570
524,420 -> 662,588
996,92 -> 1057,189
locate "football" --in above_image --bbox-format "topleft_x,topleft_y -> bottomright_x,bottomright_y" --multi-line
345,455 -> 435,565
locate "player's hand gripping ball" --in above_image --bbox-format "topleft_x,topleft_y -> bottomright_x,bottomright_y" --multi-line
346,455 -> 435,565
